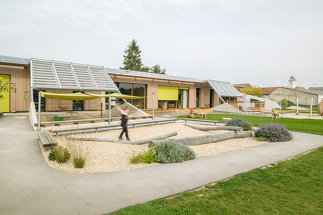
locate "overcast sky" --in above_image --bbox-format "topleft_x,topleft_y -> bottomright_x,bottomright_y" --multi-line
1,0 -> 322,88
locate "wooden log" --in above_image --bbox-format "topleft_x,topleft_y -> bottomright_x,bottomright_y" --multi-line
151,131 -> 253,146
68,131 -> 177,145
184,123 -> 242,131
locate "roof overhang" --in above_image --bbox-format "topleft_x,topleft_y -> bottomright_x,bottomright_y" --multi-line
0,55 -> 30,67
207,80 -> 243,98
31,58 -> 118,92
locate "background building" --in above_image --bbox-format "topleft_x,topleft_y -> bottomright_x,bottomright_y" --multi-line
0,55 -> 242,113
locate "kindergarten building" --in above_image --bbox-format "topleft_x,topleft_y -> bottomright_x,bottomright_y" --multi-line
0,55 -> 243,113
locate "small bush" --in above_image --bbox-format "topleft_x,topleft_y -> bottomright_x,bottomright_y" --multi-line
48,149 -> 56,161
255,123 -> 292,142
226,118 -> 252,131
130,154 -> 142,164
53,146 -> 70,163
66,138 -> 88,169
73,157 -> 86,168
154,140 -> 196,164
130,148 -> 156,164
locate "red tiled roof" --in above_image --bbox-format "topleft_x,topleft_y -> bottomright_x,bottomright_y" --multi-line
289,76 -> 296,81
261,87 -> 278,95
295,87 -> 305,90
233,83 -> 251,88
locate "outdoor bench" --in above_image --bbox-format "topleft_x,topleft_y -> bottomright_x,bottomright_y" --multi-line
49,118 -> 178,136
181,118 -> 219,125
37,131 -> 57,147
37,115 -> 152,127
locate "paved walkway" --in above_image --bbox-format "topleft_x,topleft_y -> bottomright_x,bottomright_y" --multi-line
0,116 -> 322,215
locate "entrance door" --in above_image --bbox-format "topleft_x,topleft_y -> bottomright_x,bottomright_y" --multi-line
0,74 -> 10,112
210,89 -> 214,107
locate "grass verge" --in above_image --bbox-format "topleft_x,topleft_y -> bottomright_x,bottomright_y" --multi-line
111,147 -> 323,215
178,114 -> 323,135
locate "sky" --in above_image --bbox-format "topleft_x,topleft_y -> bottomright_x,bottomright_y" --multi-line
0,0 -> 322,88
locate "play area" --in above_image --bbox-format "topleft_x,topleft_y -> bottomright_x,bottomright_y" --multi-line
40,118 -> 266,174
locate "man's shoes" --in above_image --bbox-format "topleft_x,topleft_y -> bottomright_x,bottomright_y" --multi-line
126,138 -> 131,141
119,137 -> 123,141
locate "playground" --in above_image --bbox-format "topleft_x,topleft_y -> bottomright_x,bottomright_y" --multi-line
41,120 -> 263,173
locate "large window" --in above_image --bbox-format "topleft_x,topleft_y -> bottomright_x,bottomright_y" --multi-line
196,88 -> 200,108
73,91 -> 84,111
157,86 -> 189,109
178,89 -> 189,109
33,90 -> 45,112
115,82 -> 147,109
210,89 -> 214,107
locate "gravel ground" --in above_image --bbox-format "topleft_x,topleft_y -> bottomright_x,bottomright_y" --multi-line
41,122 -> 264,174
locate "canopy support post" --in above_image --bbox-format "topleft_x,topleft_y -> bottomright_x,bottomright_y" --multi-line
108,95 -> 112,124
152,92 -> 155,120
37,91 -> 41,131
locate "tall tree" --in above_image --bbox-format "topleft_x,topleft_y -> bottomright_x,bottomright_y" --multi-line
150,64 -> 166,74
120,39 -> 143,71
120,40 -> 167,74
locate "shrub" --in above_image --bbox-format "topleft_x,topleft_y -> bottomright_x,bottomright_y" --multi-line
73,157 -> 86,168
154,140 -> 196,164
226,118 -> 252,131
66,138 -> 88,169
53,146 -> 70,163
255,123 -> 292,142
48,148 -> 56,161
130,148 -> 156,164
130,154 -> 142,164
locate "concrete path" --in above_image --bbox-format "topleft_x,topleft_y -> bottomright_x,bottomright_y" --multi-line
0,116 -> 322,215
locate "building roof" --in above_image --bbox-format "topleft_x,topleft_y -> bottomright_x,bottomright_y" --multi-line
261,87 -> 278,95
295,87 -> 305,90
105,68 -> 202,83
208,80 -> 243,97
289,76 -> 296,81
308,87 -> 323,95
0,55 -> 30,66
31,58 -> 118,92
233,83 -> 251,88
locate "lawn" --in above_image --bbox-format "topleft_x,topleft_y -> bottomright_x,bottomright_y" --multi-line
177,114 -> 323,136
111,147 -> 323,215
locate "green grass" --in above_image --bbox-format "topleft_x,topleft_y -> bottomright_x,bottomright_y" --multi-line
177,114 -> 323,136
111,147 -> 323,215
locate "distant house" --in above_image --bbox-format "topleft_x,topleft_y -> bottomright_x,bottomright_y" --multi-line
267,87 -> 319,106
261,76 -> 320,106
233,83 -> 252,92
309,87 -> 323,104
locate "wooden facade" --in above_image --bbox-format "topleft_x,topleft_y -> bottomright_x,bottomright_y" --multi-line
0,65 -> 30,112
1,62 -> 233,112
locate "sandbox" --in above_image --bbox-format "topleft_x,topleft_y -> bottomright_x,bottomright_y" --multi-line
41,121 -> 265,174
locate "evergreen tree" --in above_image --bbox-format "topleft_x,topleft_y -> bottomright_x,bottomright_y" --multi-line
120,40 -> 167,74
120,39 -> 143,71
150,64 -> 166,74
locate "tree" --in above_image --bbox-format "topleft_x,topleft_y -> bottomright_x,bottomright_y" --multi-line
150,64 -> 166,74
120,39 -> 167,74
120,39 -> 143,71
141,66 -> 150,73
0,77 -> 16,100
242,86 -> 263,97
